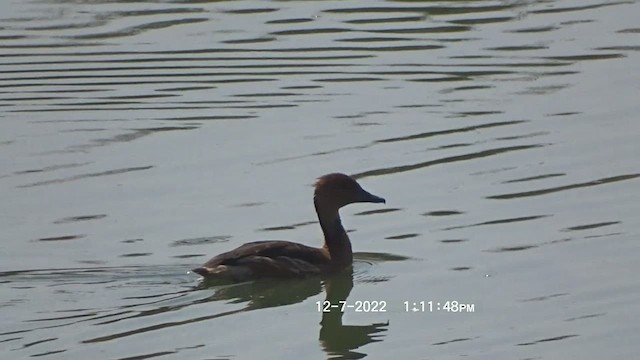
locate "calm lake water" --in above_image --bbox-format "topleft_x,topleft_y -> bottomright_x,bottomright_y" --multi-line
1,0 -> 639,359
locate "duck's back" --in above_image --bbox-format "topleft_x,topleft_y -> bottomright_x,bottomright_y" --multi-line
192,240 -> 331,281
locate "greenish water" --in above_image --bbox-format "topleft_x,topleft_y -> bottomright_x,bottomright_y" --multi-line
1,0 -> 639,359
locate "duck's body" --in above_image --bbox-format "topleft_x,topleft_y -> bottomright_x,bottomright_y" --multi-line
192,173 -> 385,282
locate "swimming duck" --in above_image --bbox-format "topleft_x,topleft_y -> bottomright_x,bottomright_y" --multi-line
192,173 -> 385,281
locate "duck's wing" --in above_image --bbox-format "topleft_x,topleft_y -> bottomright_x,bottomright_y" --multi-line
193,241 -> 329,280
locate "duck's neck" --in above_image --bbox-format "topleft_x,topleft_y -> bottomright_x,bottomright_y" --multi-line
315,201 -> 353,265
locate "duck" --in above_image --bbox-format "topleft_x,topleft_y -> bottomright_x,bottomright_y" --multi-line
192,173 -> 385,282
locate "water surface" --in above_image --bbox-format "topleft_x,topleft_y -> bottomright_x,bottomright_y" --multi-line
1,0 -> 639,359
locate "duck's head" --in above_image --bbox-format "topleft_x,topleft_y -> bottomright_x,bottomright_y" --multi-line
314,173 -> 385,209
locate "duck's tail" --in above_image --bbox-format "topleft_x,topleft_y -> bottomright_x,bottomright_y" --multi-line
191,264 -> 254,282
191,267 -> 210,277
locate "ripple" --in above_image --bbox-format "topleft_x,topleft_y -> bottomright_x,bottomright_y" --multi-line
0,265 -> 189,282
16,337 -> 57,348
68,18 -> 210,40
53,214 -> 107,224
384,233 -> 419,240
170,236 -> 232,247
31,349 -> 67,357
121,239 -> 143,244
13,162 -> 91,176
354,144 -> 544,179
443,215 -> 549,230
440,239 -> 468,244
562,221 -> 620,232
260,221 -> 316,231
266,18 -> 314,25
367,25 -> 471,34
119,253 -> 152,258
530,2 -> 630,14
485,245 -> 538,253
354,208 -> 401,216
343,16 -> 426,25
353,252 -> 412,263
433,337 -> 473,346
520,293 -> 568,302
37,235 -> 85,242
222,8 -> 279,15
487,173 -> 640,200
323,5 -> 514,15
517,334 -> 579,346
565,313 -> 605,322
172,254 -> 204,259
545,53 -> 626,62
509,26 -> 559,33
18,166 -> 153,188
375,120 -> 526,144
422,210 -> 464,217
502,173 -> 565,184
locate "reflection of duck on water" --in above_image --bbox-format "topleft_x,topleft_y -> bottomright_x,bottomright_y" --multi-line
193,173 -> 385,282
196,267 -> 389,359
319,269 -> 389,359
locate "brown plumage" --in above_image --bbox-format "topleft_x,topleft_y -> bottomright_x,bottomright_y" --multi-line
192,173 -> 385,282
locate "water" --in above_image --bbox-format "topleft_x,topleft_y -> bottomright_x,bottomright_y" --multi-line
1,0 -> 639,358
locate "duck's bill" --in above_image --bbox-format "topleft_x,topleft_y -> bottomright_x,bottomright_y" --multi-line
359,189 -> 386,204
